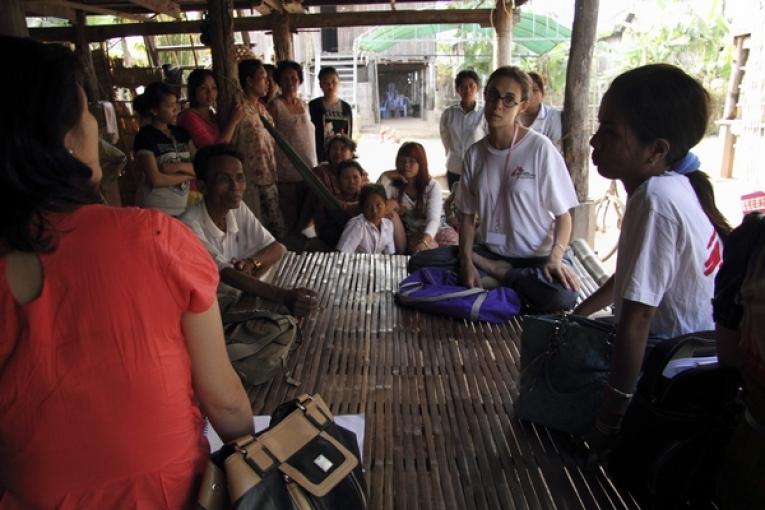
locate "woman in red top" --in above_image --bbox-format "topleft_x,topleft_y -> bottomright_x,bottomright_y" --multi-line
177,69 -> 244,149
0,37 -> 253,509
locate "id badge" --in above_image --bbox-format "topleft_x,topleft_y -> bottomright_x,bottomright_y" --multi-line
486,231 -> 507,245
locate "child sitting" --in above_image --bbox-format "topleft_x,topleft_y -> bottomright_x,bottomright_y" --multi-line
336,184 -> 396,254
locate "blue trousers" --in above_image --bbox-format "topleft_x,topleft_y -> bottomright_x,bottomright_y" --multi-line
407,244 -> 578,313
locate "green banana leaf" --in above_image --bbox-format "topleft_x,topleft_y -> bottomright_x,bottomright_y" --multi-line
260,114 -> 349,224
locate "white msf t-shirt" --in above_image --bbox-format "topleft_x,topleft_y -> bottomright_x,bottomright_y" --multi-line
456,130 -> 578,258
613,172 -> 720,337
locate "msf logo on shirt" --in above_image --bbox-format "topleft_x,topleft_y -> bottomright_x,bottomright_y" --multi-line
510,166 -> 535,179
703,230 -> 722,276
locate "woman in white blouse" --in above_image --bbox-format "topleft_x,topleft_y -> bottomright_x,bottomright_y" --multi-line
378,142 -> 443,254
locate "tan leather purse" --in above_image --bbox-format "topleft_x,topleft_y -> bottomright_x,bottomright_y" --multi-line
198,394 -> 367,510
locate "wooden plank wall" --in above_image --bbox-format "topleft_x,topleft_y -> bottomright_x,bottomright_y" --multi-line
249,252 -> 638,510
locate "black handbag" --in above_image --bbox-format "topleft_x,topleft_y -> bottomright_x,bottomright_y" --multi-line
198,394 -> 367,510
608,333 -> 742,508
515,314 -> 614,435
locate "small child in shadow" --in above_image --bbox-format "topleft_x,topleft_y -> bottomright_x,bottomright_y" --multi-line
336,184 -> 396,254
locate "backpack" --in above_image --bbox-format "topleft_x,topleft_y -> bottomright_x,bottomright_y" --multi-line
396,268 -> 521,323
222,309 -> 301,389
608,333 -> 742,509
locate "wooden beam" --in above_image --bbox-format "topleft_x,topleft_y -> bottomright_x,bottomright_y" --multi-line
562,0 -> 599,202
272,13 -> 293,61
28,0 -> 148,21
26,2 -> 77,21
30,8 -> 494,42
127,0 -> 181,18
1,0 -> 30,37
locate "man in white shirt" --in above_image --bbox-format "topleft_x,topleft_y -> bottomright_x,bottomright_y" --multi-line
181,144 -> 318,316
439,69 -> 487,191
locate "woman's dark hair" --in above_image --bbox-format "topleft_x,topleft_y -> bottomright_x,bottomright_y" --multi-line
238,58 -> 263,90
455,69 -> 480,89
396,142 -> 431,214
187,68 -> 216,108
607,64 -> 725,238
133,81 -> 176,118
686,170 -> 732,240
606,64 -> 709,166
0,36 -> 99,253
193,143 -> 243,184
486,66 -> 531,101
527,72 -> 545,95
336,159 -> 364,179
274,60 -> 303,85
359,184 -> 387,211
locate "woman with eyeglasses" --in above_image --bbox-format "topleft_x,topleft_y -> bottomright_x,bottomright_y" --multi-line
411,66 -> 579,313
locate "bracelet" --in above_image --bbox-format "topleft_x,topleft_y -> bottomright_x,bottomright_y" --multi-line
249,257 -> 263,270
606,383 -> 634,400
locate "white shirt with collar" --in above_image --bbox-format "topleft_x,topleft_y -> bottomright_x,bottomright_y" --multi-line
439,102 -> 487,175
180,200 -> 276,297
528,103 -> 563,148
336,214 -> 395,254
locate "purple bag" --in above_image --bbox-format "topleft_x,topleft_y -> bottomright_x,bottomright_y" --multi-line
396,268 -> 521,323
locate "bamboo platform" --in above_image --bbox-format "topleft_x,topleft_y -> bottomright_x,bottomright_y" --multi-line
250,252 -> 637,510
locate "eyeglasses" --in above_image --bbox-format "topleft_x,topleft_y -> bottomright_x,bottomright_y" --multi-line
484,89 -> 520,109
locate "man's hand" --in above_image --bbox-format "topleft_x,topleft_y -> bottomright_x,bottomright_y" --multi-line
231,258 -> 255,275
282,287 -> 319,317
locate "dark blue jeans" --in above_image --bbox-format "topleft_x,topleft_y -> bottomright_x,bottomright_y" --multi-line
407,244 -> 578,313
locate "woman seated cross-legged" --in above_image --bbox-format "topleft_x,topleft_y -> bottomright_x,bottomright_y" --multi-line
408,66 -> 580,313
305,159 -> 376,251
378,141 -> 449,255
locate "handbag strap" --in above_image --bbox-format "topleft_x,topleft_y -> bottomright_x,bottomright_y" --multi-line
398,285 -> 486,302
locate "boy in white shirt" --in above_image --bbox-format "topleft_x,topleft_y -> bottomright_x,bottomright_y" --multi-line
337,184 -> 396,254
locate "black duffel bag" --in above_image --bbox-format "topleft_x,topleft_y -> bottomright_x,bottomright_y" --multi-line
608,333 -> 742,509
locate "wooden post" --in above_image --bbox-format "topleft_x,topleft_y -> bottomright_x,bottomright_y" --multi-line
238,9 -> 253,50
0,0 -> 29,37
493,0 -> 513,67
273,14 -> 294,62
74,11 -> 103,101
143,36 -> 160,68
207,0 -> 238,129
719,34 -> 749,179
563,0 -> 599,246
563,0 -> 599,203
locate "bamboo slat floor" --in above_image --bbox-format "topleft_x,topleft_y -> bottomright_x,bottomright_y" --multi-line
249,252 -> 637,510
